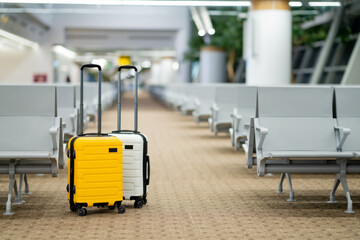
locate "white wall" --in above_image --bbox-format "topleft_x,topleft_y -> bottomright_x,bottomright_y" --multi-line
53,53 -> 80,83
0,42 -> 52,83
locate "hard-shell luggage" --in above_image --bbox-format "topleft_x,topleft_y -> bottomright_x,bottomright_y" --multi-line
67,64 -> 125,216
110,65 -> 150,208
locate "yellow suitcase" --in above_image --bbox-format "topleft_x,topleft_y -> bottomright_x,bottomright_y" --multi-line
67,64 -> 125,216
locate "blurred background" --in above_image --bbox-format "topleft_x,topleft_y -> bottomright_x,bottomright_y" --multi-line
0,0 -> 359,86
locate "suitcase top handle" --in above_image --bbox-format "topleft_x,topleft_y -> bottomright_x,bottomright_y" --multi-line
81,64 -> 101,71
80,63 -> 102,135
117,65 -> 139,133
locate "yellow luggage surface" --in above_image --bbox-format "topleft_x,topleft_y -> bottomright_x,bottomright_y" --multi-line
67,64 -> 125,216
68,136 -> 123,208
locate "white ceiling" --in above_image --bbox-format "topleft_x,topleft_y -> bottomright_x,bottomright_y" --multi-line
65,28 -> 178,52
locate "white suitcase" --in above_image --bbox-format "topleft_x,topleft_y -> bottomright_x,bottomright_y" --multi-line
110,65 -> 150,208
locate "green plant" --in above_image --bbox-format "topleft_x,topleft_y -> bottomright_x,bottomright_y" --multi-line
184,16 -> 244,61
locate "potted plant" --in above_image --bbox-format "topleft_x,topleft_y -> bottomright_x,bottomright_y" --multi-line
185,16 -> 245,83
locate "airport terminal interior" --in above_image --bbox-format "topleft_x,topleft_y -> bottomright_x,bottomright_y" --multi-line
1,0 -> 360,239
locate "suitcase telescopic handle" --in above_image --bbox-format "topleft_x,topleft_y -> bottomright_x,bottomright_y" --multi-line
80,64 -> 102,135
117,65 -> 139,133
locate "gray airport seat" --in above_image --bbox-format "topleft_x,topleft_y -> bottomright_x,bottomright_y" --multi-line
162,83 -> 186,110
57,85 -> 78,140
180,84 -> 201,116
332,87 -> 360,209
228,86 -> 257,151
192,85 -> 216,123
334,87 -> 360,156
172,84 -> 189,111
208,84 -> 245,136
148,84 -> 166,102
0,85 -> 63,215
248,86 -> 354,213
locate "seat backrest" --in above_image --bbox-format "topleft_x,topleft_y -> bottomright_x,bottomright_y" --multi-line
57,85 -> 76,108
196,85 -> 216,103
0,116 -> 55,151
258,86 -> 333,118
215,85 -> 243,106
0,85 -> 56,117
75,83 -> 98,104
257,86 -> 337,152
235,87 -> 257,133
0,85 -> 56,151
335,87 -> 360,151
235,86 -> 257,110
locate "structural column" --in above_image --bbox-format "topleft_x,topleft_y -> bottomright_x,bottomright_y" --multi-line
246,0 -> 291,86
160,57 -> 177,84
200,46 -> 227,83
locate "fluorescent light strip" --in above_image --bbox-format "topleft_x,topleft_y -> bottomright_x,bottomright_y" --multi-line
53,45 -> 76,59
0,0 -> 342,7
0,29 -> 38,48
190,7 -> 206,37
0,0 -> 251,7
289,1 -> 302,7
308,1 -> 341,7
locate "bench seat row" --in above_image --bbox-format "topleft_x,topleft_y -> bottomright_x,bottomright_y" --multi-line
149,83 -> 360,213
0,82 -> 117,215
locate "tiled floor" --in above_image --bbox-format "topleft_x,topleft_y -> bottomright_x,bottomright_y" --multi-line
1,91 -> 360,239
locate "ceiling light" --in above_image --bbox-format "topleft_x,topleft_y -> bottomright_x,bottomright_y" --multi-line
0,29 -> 38,49
53,45 -> 76,59
191,7 -> 206,37
91,58 -> 107,68
308,1 -> 341,7
198,6 -> 214,37
198,29 -> 206,37
0,0 -> 252,7
289,1 -> 302,7
142,60 -> 152,68
172,62 -> 179,71
208,28 -> 215,35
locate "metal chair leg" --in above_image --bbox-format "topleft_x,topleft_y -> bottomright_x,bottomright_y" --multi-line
3,160 -> 16,215
24,174 -> 31,195
340,174 -> 355,214
328,174 -> 340,204
276,173 -> 286,194
286,173 -> 296,202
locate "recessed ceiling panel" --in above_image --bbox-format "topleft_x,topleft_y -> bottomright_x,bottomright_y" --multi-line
65,28 -> 177,51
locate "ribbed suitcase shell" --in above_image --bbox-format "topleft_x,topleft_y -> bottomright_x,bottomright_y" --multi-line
111,65 -> 150,208
68,136 -> 123,207
110,133 -> 149,203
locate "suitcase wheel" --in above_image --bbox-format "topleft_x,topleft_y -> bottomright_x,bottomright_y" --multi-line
70,203 -> 78,212
143,197 -> 147,205
117,205 -> 126,214
134,199 -> 144,209
108,205 -> 116,210
78,208 -> 87,216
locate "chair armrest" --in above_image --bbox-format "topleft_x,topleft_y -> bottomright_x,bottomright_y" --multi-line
234,112 -> 242,132
256,126 -> 268,150
211,103 -> 219,120
194,99 -> 201,112
230,108 -> 242,131
49,120 -> 61,151
70,110 -> 77,132
334,126 -> 350,151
